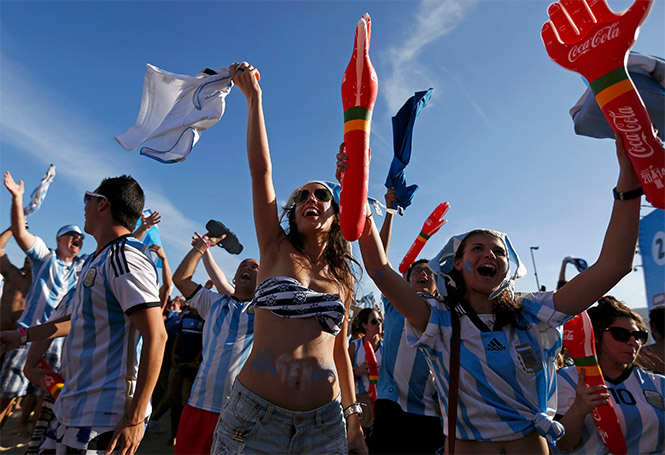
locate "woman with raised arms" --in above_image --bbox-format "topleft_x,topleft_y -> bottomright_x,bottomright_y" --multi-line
210,62 -> 366,454
349,137 -> 641,454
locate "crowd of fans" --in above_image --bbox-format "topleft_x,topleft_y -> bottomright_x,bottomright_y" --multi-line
0,61 -> 663,455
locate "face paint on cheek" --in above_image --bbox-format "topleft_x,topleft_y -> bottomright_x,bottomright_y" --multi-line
464,260 -> 473,275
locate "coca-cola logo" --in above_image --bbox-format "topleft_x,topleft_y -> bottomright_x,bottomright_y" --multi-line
568,22 -> 620,62
43,375 -> 56,388
563,329 -> 574,341
609,106 -> 654,158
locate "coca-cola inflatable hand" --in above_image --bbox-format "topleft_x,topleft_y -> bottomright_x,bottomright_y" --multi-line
542,0 -> 664,209
563,312 -> 627,454
340,13 -> 378,241
399,202 -> 450,275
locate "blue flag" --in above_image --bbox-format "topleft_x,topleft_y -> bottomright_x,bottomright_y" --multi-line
638,209 -> 665,309
385,89 -> 433,214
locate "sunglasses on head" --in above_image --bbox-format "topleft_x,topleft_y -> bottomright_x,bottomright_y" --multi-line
601,326 -> 648,345
369,317 -> 383,326
84,191 -> 109,205
293,188 -> 332,204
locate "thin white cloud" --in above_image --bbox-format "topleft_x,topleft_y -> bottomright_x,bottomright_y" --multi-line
382,0 -> 479,113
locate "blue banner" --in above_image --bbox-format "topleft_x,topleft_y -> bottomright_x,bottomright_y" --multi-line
638,209 -> 665,310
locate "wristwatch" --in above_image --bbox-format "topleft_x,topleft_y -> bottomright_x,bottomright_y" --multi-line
613,186 -> 643,200
343,402 -> 363,419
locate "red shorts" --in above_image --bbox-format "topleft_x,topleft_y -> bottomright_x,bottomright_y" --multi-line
174,404 -> 220,455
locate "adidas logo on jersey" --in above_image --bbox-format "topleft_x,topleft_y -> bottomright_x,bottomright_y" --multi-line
485,338 -> 506,351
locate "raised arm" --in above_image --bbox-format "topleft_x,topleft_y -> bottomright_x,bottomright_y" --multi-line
554,138 -> 641,315
197,232 -> 234,295
0,227 -> 19,278
3,172 -> 35,251
173,233 -> 209,299
379,188 -> 398,253
230,63 -> 282,255
149,244 -> 172,310
357,215 -> 431,332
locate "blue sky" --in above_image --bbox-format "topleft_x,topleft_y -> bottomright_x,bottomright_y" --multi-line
1,0 -> 663,309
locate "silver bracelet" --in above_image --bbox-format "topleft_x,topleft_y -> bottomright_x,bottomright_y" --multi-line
343,402 -> 363,419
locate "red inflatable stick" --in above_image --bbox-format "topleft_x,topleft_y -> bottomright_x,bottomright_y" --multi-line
37,358 -> 64,401
340,13 -> 378,241
398,202 -> 450,275
364,339 -> 379,413
542,0 -> 664,209
562,311 -> 627,455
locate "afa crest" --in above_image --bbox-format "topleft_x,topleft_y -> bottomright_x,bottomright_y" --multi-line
644,390 -> 665,411
515,343 -> 543,374
83,268 -> 97,288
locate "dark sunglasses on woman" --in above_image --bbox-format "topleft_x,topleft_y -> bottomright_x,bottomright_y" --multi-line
601,326 -> 649,345
294,188 -> 332,204
369,317 -> 383,326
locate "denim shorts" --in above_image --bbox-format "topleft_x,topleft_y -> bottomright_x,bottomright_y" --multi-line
211,380 -> 347,454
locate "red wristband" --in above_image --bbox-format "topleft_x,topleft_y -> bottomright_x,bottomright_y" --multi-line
125,415 -> 146,426
17,327 -> 28,346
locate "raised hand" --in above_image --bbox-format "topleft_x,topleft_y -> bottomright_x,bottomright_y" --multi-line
142,211 -> 161,229
3,171 -> 24,199
148,244 -> 167,260
542,0 -> 664,209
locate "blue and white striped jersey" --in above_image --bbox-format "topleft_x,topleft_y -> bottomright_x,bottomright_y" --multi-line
406,291 -> 572,443
18,236 -> 87,328
53,235 -> 160,428
187,287 -> 254,413
556,365 -> 665,454
378,294 -> 439,416
351,337 -> 382,395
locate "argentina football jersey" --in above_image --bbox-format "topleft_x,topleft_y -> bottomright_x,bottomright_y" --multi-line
187,287 -> 255,413
406,292 -> 573,443
53,235 -> 160,428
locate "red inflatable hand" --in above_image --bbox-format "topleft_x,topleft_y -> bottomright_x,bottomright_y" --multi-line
542,0 -> 664,209
340,13 -> 378,241
364,339 -> 379,412
399,202 -> 450,275
563,312 -> 627,454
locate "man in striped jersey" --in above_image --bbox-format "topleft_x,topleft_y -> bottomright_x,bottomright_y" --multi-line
1,175 -> 167,454
172,231 -> 258,455
1,172 -> 88,427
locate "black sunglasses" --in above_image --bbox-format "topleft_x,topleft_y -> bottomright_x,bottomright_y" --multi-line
293,188 -> 332,204
601,327 -> 648,345
369,317 -> 383,326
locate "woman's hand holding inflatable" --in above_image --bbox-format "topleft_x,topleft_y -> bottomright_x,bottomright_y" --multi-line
542,0 -> 664,209
563,311 -> 627,454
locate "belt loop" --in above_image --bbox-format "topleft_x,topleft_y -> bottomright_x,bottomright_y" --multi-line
315,408 -> 323,428
262,405 -> 273,424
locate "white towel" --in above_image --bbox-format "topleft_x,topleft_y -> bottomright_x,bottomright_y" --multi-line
115,64 -> 233,163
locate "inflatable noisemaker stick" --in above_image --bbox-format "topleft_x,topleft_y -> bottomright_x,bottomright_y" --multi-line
340,13 -> 378,241
562,311 -> 627,455
37,358 -> 64,401
542,0 -> 664,209
399,202 -> 450,275
364,339 -> 379,413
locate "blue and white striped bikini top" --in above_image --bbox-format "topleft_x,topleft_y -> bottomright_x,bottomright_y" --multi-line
253,276 -> 346,336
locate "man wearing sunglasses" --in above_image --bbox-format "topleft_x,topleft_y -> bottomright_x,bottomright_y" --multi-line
0,172 -> 89,428
1,175 -> 167,455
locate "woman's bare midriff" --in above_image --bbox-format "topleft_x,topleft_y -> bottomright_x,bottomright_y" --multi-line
451,432 -> 549,454
236,309 -> 340,411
